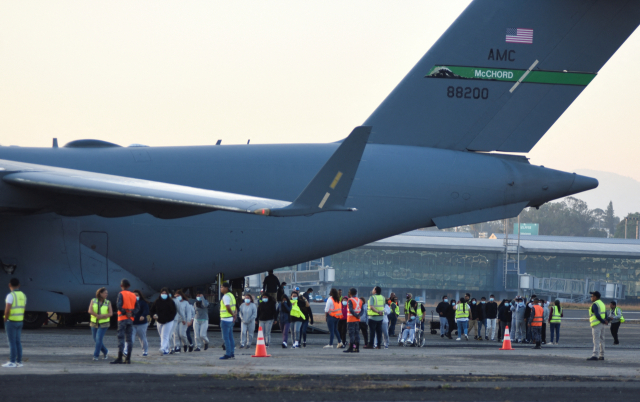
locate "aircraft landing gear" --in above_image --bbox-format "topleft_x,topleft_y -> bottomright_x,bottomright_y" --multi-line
22,312 -> 48,329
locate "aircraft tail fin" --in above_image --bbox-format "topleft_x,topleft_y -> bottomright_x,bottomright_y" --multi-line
270,126 -> 370,217
363,0 -> 640,153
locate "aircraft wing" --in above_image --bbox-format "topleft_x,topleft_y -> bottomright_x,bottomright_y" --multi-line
0,126 -> 370,219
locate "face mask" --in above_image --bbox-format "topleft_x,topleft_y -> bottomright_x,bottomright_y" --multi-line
342,301 -> 348,305
506,303 -> 510,306
245,299 -> 251,304
196,297 -> 202,301
176,296 -> 182,301
292,297 -> 298,301
452,303 -> 456,306
481,301 -> 486,304
444,299 -> 448,303
136,296 -> 139,300
489,298 -> 494,302
519,302 -> 524,307
161,294 -> 168,300
262,298 -> 268,302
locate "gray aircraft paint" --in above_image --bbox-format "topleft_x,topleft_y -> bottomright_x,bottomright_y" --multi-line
0,0 -> 636,319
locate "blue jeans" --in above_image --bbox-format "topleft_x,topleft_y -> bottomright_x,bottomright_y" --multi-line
550,323 -> 561,343
327,315 -> 341,345
300,320 -> 309,342
91,327 -> 109,358
458,320 -> 469,336
478,319 -> 486,337
5,321 -> 23,363
220,320 -> 235,356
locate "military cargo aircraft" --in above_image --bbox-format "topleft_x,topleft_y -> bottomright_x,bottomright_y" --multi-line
1,0 -> 638,328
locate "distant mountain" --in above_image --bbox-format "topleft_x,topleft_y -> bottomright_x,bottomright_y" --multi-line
569,169 -> 640,217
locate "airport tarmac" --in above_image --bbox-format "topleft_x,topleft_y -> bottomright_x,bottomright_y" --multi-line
1,318 -> 639,401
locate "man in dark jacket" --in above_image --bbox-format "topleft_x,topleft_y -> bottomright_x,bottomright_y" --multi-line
476,297 -> 487,341
498,300 -> 513,342
435,295 -> 451,338
150,287 -> 177,355
446,300 -> 456,339
485,294 -> 498,341
262,271 -> 280,300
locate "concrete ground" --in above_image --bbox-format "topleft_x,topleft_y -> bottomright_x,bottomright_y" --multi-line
1,319 -> 638,401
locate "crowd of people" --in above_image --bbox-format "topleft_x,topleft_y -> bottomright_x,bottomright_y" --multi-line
0,275 -> 628,367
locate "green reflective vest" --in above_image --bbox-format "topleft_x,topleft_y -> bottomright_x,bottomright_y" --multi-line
220,292 -> 236,318
367,294 -> 385,316
392,302 -> 400,316
613,307 -> 625,323
455,303 -> 469,320
405,300 -> 423,320
290,300 -> 306,320
90,298 -> 110,325
550,306 -> 562,324
589,300 -> 606,327
8,290 -> 26,322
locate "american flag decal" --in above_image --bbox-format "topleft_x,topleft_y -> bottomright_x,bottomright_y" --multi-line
506,28 -> 533,44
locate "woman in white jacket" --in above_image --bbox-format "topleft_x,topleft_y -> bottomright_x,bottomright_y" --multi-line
239,294 -> 257,349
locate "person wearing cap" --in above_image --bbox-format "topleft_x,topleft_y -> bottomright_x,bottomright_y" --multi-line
608,300 -> 624,345
530,298 -> 544,349
219,282 -> 237,360
111,279 -> 139,364
587,291 -> 608,361
299,288 -> 314,347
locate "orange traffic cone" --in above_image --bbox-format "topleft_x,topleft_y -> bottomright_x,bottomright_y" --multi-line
252,326 -> 271,358
499,325 -> 514,350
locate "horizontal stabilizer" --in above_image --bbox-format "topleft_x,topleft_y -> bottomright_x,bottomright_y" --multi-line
268,126 -> 371,217
432,201 -> 529,229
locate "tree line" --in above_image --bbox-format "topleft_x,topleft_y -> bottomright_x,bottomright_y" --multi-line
462,198 -> 639,238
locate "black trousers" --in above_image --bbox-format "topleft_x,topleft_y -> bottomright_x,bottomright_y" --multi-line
541,323 -> 547,343
338,320 -> 347,344
446,317 -> 455,336
388,315 -> 398,336
368,320 -> 383,347
359,322 -> 369,342
610,322 -> 621,343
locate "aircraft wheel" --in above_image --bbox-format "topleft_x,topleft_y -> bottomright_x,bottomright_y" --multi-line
22,312 -> 48,329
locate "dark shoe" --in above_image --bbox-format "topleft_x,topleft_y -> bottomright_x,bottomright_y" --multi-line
183,345 -> 188,353
219,355 -> 233,360
613,341 -> 619,345
441,334 -> 444,338
343,346 -> 353,353
188,345 -> 193,352
124,354 -> 131,364
110,352 -> 124,364
376,346 -> 381,349
282,342 -> 287,349
485,336 -> 489,340
204,343 -> 209,351
586,356 -> 598,361
355,343 -> 360,353
598,357 -> 604,361
302,342 -> 306,348
533,345 -> 541,350
363,345 -> 373,349
446,334 -> 452,339
194,348 -> 201,352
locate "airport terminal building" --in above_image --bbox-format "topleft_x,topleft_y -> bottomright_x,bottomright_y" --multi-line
325,231 -> 640,302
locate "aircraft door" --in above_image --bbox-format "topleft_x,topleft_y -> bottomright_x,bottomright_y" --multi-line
79,232 -> 108,285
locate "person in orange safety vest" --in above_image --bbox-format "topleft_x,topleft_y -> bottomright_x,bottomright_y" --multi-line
344,288 -> 363,354
111,279 -> 139,364
530,298 -> 544,350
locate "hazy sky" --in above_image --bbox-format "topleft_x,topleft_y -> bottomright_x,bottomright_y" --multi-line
2,1 -> 640,181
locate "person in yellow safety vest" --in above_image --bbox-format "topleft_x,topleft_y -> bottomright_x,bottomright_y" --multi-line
219,282 -> 237,360
608,300 -> 624,345
289,291 -> 306,348
3,278 -> 27,368
363,286 -> 385,349
549,300 -> 563,345
455,297 -> 470,341
587,291 -> 608,361
88,287 -> 113,361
